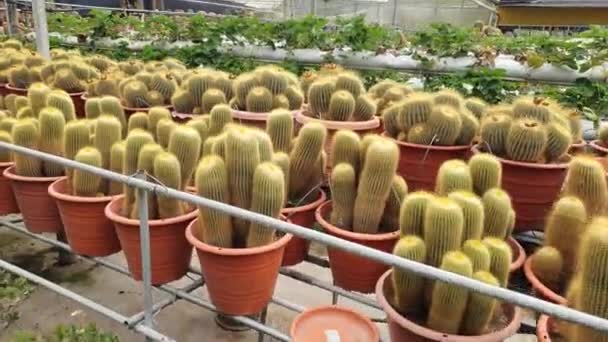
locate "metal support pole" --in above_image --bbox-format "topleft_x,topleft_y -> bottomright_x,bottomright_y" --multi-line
31,0 -> 50,58
5,0 -> 18,35
311,0 -> 315,15
257,307 -> 268,342
136,171 -> 155,342
392,0 -> 398,26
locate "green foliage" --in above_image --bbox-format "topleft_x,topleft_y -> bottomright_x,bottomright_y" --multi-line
424,68 -> 518,104
11,323 -> 119,342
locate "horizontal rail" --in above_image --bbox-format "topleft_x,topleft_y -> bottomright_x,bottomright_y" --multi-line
2,140 -> 608,333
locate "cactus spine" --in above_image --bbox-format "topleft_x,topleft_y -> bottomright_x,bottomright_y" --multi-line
266,110 -> 293,153
462,239 -> 491,272
530,246 -> 563,292
38,107 -> 65,177
330,130 -> 360,173
449,191 -> 484,242
392,235 -> 427,314
460,271 -> 499,335
480,114 -> 512,157
424,197 -> 464,267
246,162 -> 286,247
426,105 -> 462,146
329,163 -> 356,229
544,196 -> 587,275
562,156 -> 608,217
246,87 -> 273,113
482,237 -> 512,287
327,90 -> 355,121
435,160 -> 473,195
168,125 -> 202,190
468,153 -> 502,197
399,191 -> 434,237
545,122 -> 571,162
109,141 -> 126,196
482,188 -> 512,239
154,152 -> 185,219
128,112 -> 149,132
72,147 -> 102,196
12,119 -> 42,177
209,104 -> 233,136
505,119 -> 547,162
381,175 -> 408,231
288,122 -> 326,201
353,95 -> 377,121
122,129 -> 154,216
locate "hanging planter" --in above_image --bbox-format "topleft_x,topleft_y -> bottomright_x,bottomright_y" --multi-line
186,217 -> 292,315
523,257 -> 567,305
48,177 -> 120,257
281,189 -> 327,266
0,162 -> 19,215
290,306 -> 379,342
105,195 -> 196,285
316,201 -> 399,293
3,165 -> 62,233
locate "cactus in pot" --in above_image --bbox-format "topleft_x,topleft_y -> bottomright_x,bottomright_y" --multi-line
231,66 -> 300,113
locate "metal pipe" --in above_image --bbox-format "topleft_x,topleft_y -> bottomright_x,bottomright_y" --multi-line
2,142 -> 608,332
13,0 -> 273,13
136,172 -> 155,338
5,0 -> 18,35
30,0 -> 49,58
0,259 -> 175,342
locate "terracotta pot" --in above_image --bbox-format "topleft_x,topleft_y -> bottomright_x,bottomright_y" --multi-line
316,200 -> 399,293
376,270 -> 522,342
290,305 -> 379,342
232,109 -> 298,130
171,111 -> 197,124
3,166 -> 62,233
0,162 -> 19,215
508,237 -> 526,273
590,140 -> 608,156
69,91 -> 86,118
281,189 -> 327,266
386,135 -> 471,192
471,145 -> 568,231
48,178 -> 121,257
121,104 -> 173,118
186,218 -> 292,315
568,140 -> 587,155
5,84 -> 27,96
0,83 -> 8,96
536,315 -> 553,341
523,257 -> 567,304
105,195 -> 195,285
295,111 -> 381,178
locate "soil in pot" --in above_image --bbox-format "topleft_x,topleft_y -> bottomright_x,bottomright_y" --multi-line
48,178 -> 120,257
3,165 -> 62,233
0,162 -> 19,215
290,305 -> 379,342
316,201 -> 399,294
105,195 -> 195,285
281,188 -> 327,266
186,218 -> 292,316
376,270 -> 522,342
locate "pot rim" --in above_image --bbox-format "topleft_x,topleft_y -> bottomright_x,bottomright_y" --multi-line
0,161 -> 14,168
383,133 -> 472,151
315,200 -> 399,242
105,194 -> 197,227
471,145 -> 569,169
282,188 -> 327,215
523,257 -> 567,305
294,110 -> 380,130
185,217 -> 293,256
570,140 -> 586,147
590,140 -> 608,154
376,270 -> 523,341
121,104 -> 174,111
48,177 -> 115,203
3,165 -> 63,183
537,315 -> 552,341
232,109 -> 299,122
66,91 -> 86,97
289,305 -> 380,341
507,237 -> 526,272
5,84 -> 27,92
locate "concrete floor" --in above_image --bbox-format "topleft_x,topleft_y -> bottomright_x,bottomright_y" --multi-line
0,223 -> 539,342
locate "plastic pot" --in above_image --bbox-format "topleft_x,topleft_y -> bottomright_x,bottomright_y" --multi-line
121,104 -> 173,118
376,270 -> 522,342
523,257 -> 567,304
0,83 -> 8,96
536,315 -> 553,341
471,145 -> 568,231
5,84 -> 27,96
3,166 -> 62,233
0,162 -> 19,215
186,217 -> 292,315
105,195 -> 196,285
508,237 -> 526,273
281,189 -> 327,266
290,305 -> 379,342
233,109 -> 297,130
69,91 -> 86,118
590,140 -> 608,156
387,135 -> 471,192
316,201 -> 399,294
48,178 -> 121,257
295,111 -> 380,178
568,141 -> 587,155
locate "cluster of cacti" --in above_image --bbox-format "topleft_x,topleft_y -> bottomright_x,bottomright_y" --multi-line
170,68 -> 232,114
303,70 -> 376,122
327,133 -> 402,234
367,79 -> 413,114
0,47 -> 45,89
230,65 -> 302,113
382,90 -> 483,146
478,96 -> 582,163
194,124 -> 288,248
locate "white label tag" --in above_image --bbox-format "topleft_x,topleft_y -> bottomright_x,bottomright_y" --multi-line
324,329 -> 341,342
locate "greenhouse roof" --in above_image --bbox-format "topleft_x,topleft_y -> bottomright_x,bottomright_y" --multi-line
500,0 -> 608,7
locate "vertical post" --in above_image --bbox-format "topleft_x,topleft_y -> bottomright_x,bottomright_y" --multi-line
31,0 -> 50,59
392,0 -> 398,26
283,0 -> 287,19
311,0 -> 316,15
136,172 -> 154,342
5,0 -> 18,36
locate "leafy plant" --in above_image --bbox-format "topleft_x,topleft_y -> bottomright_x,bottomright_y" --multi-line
10,324 -> 119,342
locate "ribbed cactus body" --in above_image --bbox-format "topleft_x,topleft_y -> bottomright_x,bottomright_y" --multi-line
46,90 -> 76,122
327,90 -> 355,121
128,112 -> 149,132
195,155 -> 233,247
307,79 -> 335,117
460,271 -> 499,335
150,73 -> 177,102
449,191 -> 484,242
465,98 -> 487,119
383,103 -> 402,138
202,88 -> 227,114
435,160 -> 473,195
353,95 -> 377,121
480,114 -> 512,157
423,196 -> 464,267
335,72 -> 364,99
12,119 -> 42,177
427,251 -> 472,334
513,97 -> 551,123
123,81 -> 148,108
27,82 -> 51,116
482,188 -> 512,239
234,73 -> 259,109
359,135 -> 385,172
353,140 -> 399,234
39,107 -> 66,177
187,74 -> 216,108
171,89 -> 195,114
381,175 -> 408,231
208,104 -> 233,136
52,69 -> 84,93
0,132 -> 12,162
407,124 -> 432,145
284,86 -> 304,111
168,125 -> 202,190
99,96 -> 127,136
94,115 -> 122,171
506,119 -> 547,162
246,162 -> 286,247
73,147 -> 102,197
329,163 -> 356,229
468,153 -> 502,197
288,123 -> 326,200
399,191 -> 433,237
186,119 -> 209,155
482,237 -> 512,287
245,87 -> 273,113
331,130 -> 360,173
567,111 -> 583,143
462,239 -> 491,272
109,141 -> 126,196
530,246 -> 563,291
16,106 -> 33,119
8,65 -> 31,88
122,129 -> 154,217
85,98 -> 102,119
14,96 -> 29,113
266,110 -> 293,153
94,78 -> 120,98
148,107 -> 171,136
258,68 -> 288,95
145,91 -> 164,107
544,196 -> 587,275
272,95 -> 290,110
455,111 -> 479,146
392,235 -> 427,314
546,122 -> 571,162
154,152 -> 185,219
433,89 -> 464,109
562,156 -> 608,217
271,152 -> 290,204
426,106 -> 463,146
130,143 -> 163,219
156,119 -> 176,149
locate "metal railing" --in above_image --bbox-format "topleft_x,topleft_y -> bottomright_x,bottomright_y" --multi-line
2,138 -> 608,341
